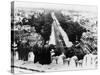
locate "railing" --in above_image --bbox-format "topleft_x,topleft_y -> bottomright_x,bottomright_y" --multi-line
51,54 -> 97,69
13,51 -> 97,71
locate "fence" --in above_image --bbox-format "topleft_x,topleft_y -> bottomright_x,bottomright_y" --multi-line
13,51 -> 98,71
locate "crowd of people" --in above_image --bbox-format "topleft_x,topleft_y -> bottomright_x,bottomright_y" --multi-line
11,9 -> 97,65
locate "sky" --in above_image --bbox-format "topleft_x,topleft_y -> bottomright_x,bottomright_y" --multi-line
14,1 -> 97,14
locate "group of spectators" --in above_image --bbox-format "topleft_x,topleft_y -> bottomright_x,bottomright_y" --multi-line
11,9 -> 97,65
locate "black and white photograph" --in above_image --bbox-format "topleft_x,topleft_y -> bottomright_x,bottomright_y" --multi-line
11,1 -> 98,73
